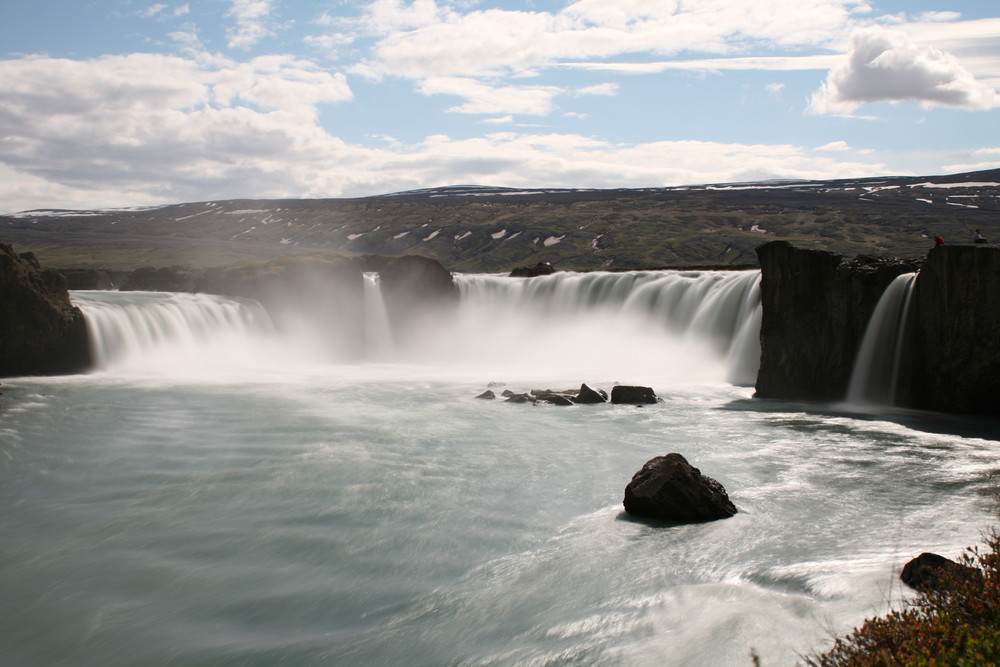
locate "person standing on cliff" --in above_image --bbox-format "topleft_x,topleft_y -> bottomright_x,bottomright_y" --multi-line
974,229 -> 988,243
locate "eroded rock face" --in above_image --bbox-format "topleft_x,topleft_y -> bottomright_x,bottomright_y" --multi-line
623,453 -> 737,523
376,254 -> 459,347
0,244 -> 91,377
904,245 -> 1000,414
510,262 -> 555,278
755,241 -> 921,402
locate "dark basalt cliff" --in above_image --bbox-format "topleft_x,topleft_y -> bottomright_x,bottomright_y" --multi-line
0,243 -> 91,377
903,245 -> 1000,414
755,241 -> 921,402
755,240 -> 1000,416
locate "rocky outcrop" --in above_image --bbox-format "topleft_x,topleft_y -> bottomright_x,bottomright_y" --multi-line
0,244 -> 91,377
574,383 -> 608,404
60,268 -> 128,290
610,385 -> 658,404
623,453 -> 737,523
903,245 -> 1000,414
198,253 -> 368,359
376,254 -> 459,348
510,262 -> 555,278
755,241 -> 921,402
900,552 -> 983,591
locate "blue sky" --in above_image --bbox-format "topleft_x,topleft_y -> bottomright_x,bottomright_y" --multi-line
1,0 -> 997,213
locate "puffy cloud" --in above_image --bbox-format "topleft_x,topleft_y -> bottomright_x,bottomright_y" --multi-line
817,140 -> 851,151
418,77 -> 562,115
0,53 -> 354,210
350,0 -> 862,80
809,26 -> 997,114
226,0 -> 278,49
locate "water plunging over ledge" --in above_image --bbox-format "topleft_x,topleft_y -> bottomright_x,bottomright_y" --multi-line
846,272 -> 918,406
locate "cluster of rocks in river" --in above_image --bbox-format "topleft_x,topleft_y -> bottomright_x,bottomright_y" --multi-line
475,382 -> 658,406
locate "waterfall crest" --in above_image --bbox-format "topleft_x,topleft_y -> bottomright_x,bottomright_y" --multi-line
71,270 -> 762,384
454,270 -> 761,384
846,272 -> 917,406
72,290 -> 276,373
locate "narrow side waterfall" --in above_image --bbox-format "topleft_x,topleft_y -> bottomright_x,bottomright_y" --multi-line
363,272 -> 395,359
846,272 -> 918,406
71,290 -> 277,373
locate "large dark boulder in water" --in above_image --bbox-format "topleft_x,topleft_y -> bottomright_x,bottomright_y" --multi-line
900,552 -> 983,591
611,385 -> 658,404
0,244 -> 91,377
574,383 -> 608,404
755,241 -> 921,402
623,453 -> 737,523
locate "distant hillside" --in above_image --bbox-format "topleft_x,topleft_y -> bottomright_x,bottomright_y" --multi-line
2,169 -> 998,272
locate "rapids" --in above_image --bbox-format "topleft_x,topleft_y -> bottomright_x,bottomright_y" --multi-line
1,269 -> 997,666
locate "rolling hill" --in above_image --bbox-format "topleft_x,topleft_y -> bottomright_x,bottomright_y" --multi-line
3,169 -> 998,272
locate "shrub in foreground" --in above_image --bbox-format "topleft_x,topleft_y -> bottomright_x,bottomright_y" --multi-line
807,531 -> 1000,666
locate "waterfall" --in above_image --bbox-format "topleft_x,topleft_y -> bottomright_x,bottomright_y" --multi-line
363,273 -> 395,360
846,272 -> 917,406
454,270 -> 761,384
70,269 -> 762,384
71,290 -> 276,373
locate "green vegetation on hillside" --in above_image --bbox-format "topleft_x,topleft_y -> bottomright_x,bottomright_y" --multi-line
2,171 -> 997,271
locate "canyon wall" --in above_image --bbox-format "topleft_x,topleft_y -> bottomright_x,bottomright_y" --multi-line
755,240 -> 1000,416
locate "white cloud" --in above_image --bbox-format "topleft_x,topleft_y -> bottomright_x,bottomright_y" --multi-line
764,82 -> 785,94
817,140 -> 851,151
418,77 -> 562,115
809,26 -> 997,114
576,83 -> 618,96
226,0 -> 278,49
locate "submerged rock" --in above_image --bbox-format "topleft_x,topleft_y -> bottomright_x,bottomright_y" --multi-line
623,453 -> 737,523
531,392 -> 575,406
610,385 -> 658,404
475,390 -> 496,399
900,552 -> 983,591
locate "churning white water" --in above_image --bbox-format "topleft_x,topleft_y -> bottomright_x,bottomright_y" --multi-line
1,270 -> 998,666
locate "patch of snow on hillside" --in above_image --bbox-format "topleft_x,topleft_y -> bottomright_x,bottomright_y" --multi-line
225,209 -> 270,215
348,233 -> 364,240
507,231 -> 521,241
543,235 -> 565,246
454,231 -> 472,241
591,234 -> 604,250
231,227 -> 256,239
174,210 -> 213,221
911,182 -> 1000,189
750,225 -> 767,233
916,198 -> 933,204
393,231 -> 409,239
491,229 -> 508,239
947,202 -> 979,209
424,229 -> 440,241
280,238 -> 293,245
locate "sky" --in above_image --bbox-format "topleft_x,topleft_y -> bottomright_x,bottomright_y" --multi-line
1,0 -> 998,213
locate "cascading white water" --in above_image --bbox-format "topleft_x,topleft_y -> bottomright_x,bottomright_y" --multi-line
846,272 -> 918,406
453,270 -> 762,385
363,272 -> 395,359
72,290 -> 277,374
71,270 -> 761,384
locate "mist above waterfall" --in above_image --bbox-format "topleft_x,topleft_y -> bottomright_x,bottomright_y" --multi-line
71,269 -> 762,386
